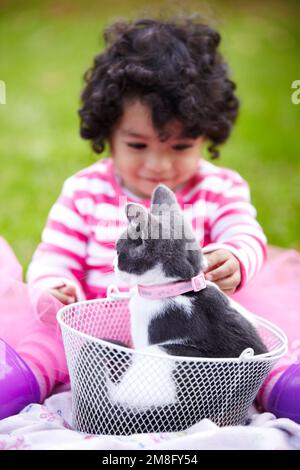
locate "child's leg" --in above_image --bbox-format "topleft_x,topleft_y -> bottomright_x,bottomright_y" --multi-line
16,327 -> 68,402
0,338 -> 40,419
256,349 -> 300,423
256,355 -> 292,411
0,327 -> 68,419
0,237 -> 69,417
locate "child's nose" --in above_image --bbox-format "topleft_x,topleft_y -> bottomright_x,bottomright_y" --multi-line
144,154 -> 172,174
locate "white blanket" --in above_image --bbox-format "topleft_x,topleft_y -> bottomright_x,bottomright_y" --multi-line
1,387 -> 300,450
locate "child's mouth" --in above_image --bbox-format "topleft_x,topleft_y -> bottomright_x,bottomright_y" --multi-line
144,177 -> 171,183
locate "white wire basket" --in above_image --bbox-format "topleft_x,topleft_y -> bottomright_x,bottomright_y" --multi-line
57,287 -> 288,435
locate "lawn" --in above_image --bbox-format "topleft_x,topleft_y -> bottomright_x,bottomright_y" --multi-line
0,0 -> 299,271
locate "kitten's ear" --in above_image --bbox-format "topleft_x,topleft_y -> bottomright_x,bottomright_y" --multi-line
125,203 -> 148,222
150,184 -> 180,215
125,203 -> 148,238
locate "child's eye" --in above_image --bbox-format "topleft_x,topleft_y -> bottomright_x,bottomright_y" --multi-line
172,144 -> 192,151
127,143 -> 147,150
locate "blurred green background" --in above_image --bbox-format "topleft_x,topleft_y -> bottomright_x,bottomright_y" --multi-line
0,0 -> 299,271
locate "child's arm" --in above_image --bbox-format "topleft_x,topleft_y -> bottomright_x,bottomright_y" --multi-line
203,170 -> 267,293
26,176 -> 89,302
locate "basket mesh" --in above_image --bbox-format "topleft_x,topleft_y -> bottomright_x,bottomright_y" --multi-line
58,298 -> 286,435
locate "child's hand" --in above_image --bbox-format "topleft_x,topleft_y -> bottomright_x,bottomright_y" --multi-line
204,249 -> 241,295
47,284 -> 77,305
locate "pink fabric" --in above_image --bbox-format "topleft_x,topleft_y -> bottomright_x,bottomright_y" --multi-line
231,248 -> 300,355
137,272 -> 206,299
0,237 -> 22,282
0,237 -> 69,401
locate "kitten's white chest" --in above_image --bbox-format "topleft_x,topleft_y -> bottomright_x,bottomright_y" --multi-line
129,295 -> 166,348
129,294 -> 193,348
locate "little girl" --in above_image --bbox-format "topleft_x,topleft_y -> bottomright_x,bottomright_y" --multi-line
28,17 -> 266,303
3,15 -> 298,421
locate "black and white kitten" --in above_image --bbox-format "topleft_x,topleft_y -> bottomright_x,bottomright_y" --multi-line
108,185 -> 267,403
75,184 -> 267,434
116,185 -> 266,352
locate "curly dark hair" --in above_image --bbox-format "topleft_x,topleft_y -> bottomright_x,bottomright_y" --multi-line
79,15 -> 239,159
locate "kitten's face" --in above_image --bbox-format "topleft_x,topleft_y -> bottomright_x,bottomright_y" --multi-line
114,185 -> 204,286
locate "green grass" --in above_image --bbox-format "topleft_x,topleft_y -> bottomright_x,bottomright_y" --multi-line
0,0 -> 299,271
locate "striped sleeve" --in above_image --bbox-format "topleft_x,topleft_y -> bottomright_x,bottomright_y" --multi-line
26,176 -> 90,301
202,170 -> 267,290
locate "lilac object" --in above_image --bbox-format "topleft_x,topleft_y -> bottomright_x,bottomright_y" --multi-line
0,338 -> 40,420
267,360 -> 300,424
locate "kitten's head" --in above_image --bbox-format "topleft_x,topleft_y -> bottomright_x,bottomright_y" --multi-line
114,184 -> 206,286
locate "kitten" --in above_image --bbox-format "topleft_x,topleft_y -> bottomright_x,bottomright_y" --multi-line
115,184 -> 267,355
75,184 -> 267,434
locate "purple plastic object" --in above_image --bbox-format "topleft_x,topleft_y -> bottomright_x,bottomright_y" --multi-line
0,338 -> 40,420
267,360 -> 300,424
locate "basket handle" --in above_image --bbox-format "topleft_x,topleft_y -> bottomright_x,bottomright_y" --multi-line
238,348 -> 254,362
106,284 -> 137,300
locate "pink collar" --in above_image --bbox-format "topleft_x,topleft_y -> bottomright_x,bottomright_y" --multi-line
137,272 -> 206,300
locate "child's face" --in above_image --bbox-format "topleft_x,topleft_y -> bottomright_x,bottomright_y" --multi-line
109,99 -> 205,199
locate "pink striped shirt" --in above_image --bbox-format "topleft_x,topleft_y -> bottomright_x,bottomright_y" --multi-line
26,157 -> 267,300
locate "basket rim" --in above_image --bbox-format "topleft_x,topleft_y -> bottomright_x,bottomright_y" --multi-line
57,297 -> 288,363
